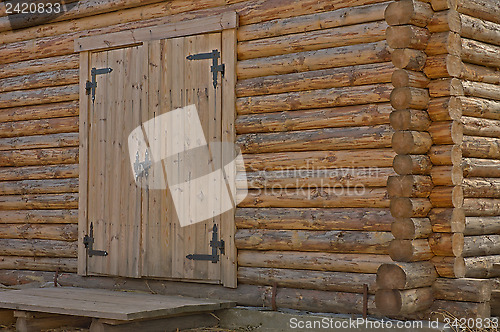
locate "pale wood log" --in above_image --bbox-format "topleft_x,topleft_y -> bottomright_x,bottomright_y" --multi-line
461,38 -> 500,69
462,135 -> 500,159
236,103 -> 392,134
237,41 -> 392,80
423,54 -> 462,78
0,193 -> 78,210
0,101 -> 78,123
0,239 -> 77,257
463,178 -> 500,198
391,49 -> 427,71
427,9 -> 461,33
0,133 -> 79,152
238,188 -> 390,209
237,125 -> 393,154
392,69 -> 430,88
433,277 -> 491,302
460,14 -> 500,47
463,235 -> 500,257
0,164 -> 78,182
385,0 -> 433,27
388,239 -> 433,261
0,147 -> 78,167
429,233 -> 464,256
0,209 -> 77,224
428,78 -> 465,98
393,154 -> 432,175
456,0 -> 500,25
0,178 -> 78,195
390,197 -> 432,217
387,175 -> 433,198
463,198 -> 500,217
390,87 -> 430,110
427,96 -> 461,121
429,208 -> 465,233
428,144 -> 461,166
386,25 -> 430,50
238,267 -> 377,294
0,224 -> 77,241
238,21 -> 388,60
428,120 -> 463,145
465,216 -> 500,236
431,165 -> 463,186
461,80 -> 500,101
430,186 -> 464,208
390,109 -> 430,131
238,250 -> 393,273
425,31 -> 461,56
241,149 -> 395,171
377,262 -> 437,289
0,117 -> 78,139
0,55 -> 79,80
430,0 -> 456,11
430,300 -> 490,320
376,288 -> 433,315
392,131 -> 432,154
464,255 -> 500,278
462,158 -> 500,178
0,256 -> 76,272
431,256 -> 465,278
0,85 -> 78,108
459,62 -> 500,85
459,97 -> 500,121
391,217 -> 432,239
0,69 -> 79,94
237,84 -> 392,114
235,229 -> 393,254
236,63 -> 394,97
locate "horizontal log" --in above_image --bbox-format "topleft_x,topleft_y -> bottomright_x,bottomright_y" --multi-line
386,25 -> 430,50
0,224 -> 77,241
237,125 -> 393,154
0,209 -> 77,224
0,193 -> 78,210
463,158 -> 500,178
0,147 -> 79,167
459,62 -> 500,85
238,20 -> 388,60
235,208 -> 393,231
459,97 -> 500,121
428,78 -> 463,98
463,198 -> 500,217
457,0 -> 500,25
429,233 -> 464,256
465,216 -> 500,235
237,84 -> 392,115
393,154 -> 432,175
389,239 -> 433,262
235,229 -> 393,254
431,256 -> 465,278
428,121 -> 463,145
235,103 -> 392,134
238,188 -> 390,208
461,38 -> 500,69
429,208 -> 465,233
237,41 -> 392,80
0,116 -> 78,139
463,235 -> 500,257
237,250 -> 393,273
241,149 -> 395,172
387,175 -> 433,198
390,87 -> 430,110
384,0 -> 433,27
391,217 -> 432,239
0,101 -> 79,123
0,55 -> 79,80
377,262 -> 437,289
427,97 -> 461,122
425,31 -> 461,56
462,135 -> 500,159
430,300 -> 490,320
0,69 -> 79,93
463,178 -> 500,198
392,69 -> 430,89
390,197 -> 432,218
433,278 -> 491,302
236,63 -> 394,98
389,109 -> 430,131
392,131 -> 432,154
461,80 -> 500,101
0,178 -> 78,195
428,144 -> 461,166
464,255 -> 500,278
460,14 -> 500,47
430,186 -> 463,208
0,85 -> 78,108
0,239 -> 77,257
462,116 -> 500,138
238,267 -> 377,294
391,48 -> 427,71
423,54 -> 461,79
376,288 -> 433,315
427,9 -> 461,33
0,164 -> 78,182
431,165 -> 463,186
0,257 -> 76,272
0,133 -> 79,151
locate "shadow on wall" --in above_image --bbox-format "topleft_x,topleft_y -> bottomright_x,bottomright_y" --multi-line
5,0 -> 80,30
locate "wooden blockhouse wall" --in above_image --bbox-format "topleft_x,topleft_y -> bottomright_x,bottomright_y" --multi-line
0,0 -> 498,320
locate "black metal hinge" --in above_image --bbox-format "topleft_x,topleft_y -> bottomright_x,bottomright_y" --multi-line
86,67 -> 113,103
186,49 -> 225,89
186,224 -> 225,263
83,222 -> 108,257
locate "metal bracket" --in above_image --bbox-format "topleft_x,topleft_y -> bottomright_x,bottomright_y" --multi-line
186,224 -> 225,263
133,150 -> 152,181
186,49 -> 225,89
86,67 -> 113,103
83,222 -> 108,257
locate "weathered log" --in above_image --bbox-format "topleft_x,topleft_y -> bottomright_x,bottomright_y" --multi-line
463,178 -> 500,198
0,257 -> 76,272
463,198 -> 500,217
428,78 -> 462,98
236,63 -> 394,97
238,250 -> 393,273
391,48 -> 427,71
237,41 -> 392,80
462,158 -> 500,178
0,209 -> 77,224
423,54 -> 461,79
0,193 -> 78,210
0,239 -> 77,257
390,197 -> 432,218
387,175 -> 433,198
238,267 -> 377,294
393,154 -> 432,175
464,255 -> 500,278
459,62 -> 500,85
0,117 -> 78,139
392,131 -> 432,154
386,25 -> 430,50
0,147 -> 79,167
461,38 -> 500,69
430,300 -> 490,320
430,0 -> 457,11
0,101 -> 78,123
429,233 -> 464,256
0,55 -> 79,80
0,178 -> 78,195
0,69 -> 79,93
385,0 -> 433,27
465,216 -> 500,236
390,87 -> 430,110
428,144 -> 461,166
462,117 -> 500,139
235,103 -> 392,134
238,188 -> 390,208
377,262 -> 437,289
235,229 -> 393,254
427,97 -> 461,121
460,14 -> 500,47
463,235 -> 500,257
431,166 -> 463,186
241,149 -> 395,171
459,97 -> 500,121
433,278 -> 491,302
461,80 -> 500,101
428,120 -> 463,145
427,9 -> 461,33
430,186 -> 463,208
456,0 -> 500,25
462,135 -> 500,159
429,208 -> 465,233
237,125 -> 393,154
391,69 -> 430,89
0,133 -> 79,152
0,224 -> 77,241
237,84 -> 392,114
431,256 -> 465,278
389,109 -> 430,131
0,164 -> 78,182
376,288 -> 433,315
392,218 -> 432,239
0,85 -> 78,108
238,21 -> 388,60
425,32 -> 461,56
388,239 -> 433,262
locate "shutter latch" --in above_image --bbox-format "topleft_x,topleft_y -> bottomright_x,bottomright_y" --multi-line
83,222 -> 108,257
186,224 -> 225,263
86,67 -> 113,103
186,49 -> 225,89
